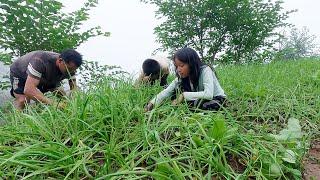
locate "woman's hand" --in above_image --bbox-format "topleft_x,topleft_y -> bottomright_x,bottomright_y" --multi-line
144,102 -> 154,112
172,94 -> 184,106
172,99 -> 178,106
177,94 -> 184,104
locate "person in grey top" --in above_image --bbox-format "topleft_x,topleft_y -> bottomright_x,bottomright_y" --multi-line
9,49 -> 83,110
145,47 -> 227,111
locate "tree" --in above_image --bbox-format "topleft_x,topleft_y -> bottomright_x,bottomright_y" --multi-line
276,27 -> 318,60
0,0 -> 111,90
142,0 -> 294,65
0,0 -> 109,58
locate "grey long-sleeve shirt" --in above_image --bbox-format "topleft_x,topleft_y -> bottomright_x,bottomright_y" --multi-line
150,66 -> 226,105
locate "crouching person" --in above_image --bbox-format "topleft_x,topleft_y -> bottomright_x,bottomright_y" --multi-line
145,47 -> 227,111
9,49 -> 82,110
135,56 -> 170,87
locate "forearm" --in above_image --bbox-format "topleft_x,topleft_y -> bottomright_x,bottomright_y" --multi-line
183,67 -> 214,101
183,91 -> 213,101
150,78 -> 178,105
150,89 -> 172,105
24,88 -> 52,105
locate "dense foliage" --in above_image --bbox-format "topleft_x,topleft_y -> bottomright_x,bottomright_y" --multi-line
142,0 -> 294,64
0,59 -> 319,179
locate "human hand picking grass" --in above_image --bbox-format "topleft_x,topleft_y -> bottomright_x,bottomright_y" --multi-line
172,94 -> 184,106
68,87 -> 81,98
52,100 -> 67,109
51,87 -> 68,99
144,102 -> 154,112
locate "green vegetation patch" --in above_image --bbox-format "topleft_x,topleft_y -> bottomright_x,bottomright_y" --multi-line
0,59 -> 319,179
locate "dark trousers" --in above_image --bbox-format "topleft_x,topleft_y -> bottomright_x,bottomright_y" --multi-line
171,90 -> 227,111
191,96 -> 227,111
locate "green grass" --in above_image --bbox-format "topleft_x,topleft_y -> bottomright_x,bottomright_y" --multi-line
0,59 -> 319,179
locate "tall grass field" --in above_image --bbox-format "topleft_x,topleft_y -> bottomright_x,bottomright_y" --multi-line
0,59 -> 319,179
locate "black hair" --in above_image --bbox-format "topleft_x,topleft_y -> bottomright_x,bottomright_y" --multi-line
59,49 -> 83,67
173,47 -> 204,90
142,59 -> 161,76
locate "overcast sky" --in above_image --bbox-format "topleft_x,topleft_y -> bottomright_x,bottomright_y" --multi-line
62,0 -> 320,74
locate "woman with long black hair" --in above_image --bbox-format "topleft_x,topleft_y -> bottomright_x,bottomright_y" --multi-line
145,47 -> 227,111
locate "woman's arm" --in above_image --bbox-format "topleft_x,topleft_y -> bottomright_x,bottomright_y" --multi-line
150,78 -> 179,106
183,67 -> 214,101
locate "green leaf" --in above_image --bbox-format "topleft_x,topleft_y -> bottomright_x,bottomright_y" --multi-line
208,117 -> 227,141
270,118 -> 303,141
154,161 -> 184,180
174,131 -> 181,137
282,149 -> 296,164
269,163 -> 282,177
0,0 -> 109,56
192,135 -> 204,147
142,0 -> 292,64
287,168 -> 302,179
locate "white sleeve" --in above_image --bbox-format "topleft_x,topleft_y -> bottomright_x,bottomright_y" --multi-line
150,78 -> 179,105
27,63 -> 42,79
182,67 -> 214,101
